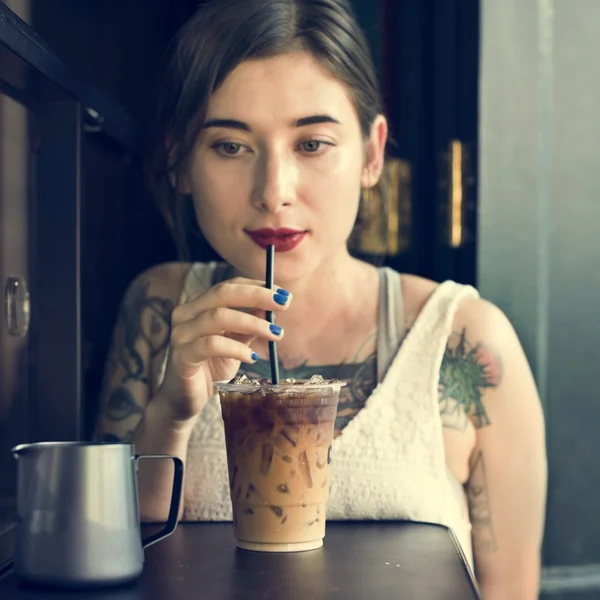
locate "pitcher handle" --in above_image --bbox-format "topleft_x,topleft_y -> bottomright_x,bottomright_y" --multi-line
135,454 -> 184,550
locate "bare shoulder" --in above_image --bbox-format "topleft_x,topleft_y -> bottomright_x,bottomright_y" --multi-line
398,273 -> 439,326
453,292 -> 518,345
400,271 -> 514,338
126,261 -> 192,303
115,261 -> 193,337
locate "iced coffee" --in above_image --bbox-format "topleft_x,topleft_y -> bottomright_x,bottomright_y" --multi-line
216,375 -> 344,552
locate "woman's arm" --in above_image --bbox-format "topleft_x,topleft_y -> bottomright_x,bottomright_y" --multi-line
94,262 -> 194,521
456,298 -> 548,600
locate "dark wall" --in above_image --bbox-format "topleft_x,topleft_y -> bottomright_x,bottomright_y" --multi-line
32,0 -> 190,121
30,0 -> 200,437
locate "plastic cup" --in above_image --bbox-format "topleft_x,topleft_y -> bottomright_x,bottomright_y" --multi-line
216,380 -> 344,552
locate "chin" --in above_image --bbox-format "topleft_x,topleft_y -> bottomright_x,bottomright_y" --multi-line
216,232 -> 346,283
228,248 -> 319,284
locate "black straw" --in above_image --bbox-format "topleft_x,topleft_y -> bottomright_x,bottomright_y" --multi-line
265,245 -> 280,384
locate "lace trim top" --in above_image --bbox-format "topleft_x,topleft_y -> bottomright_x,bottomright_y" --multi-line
157,262 -> 479,567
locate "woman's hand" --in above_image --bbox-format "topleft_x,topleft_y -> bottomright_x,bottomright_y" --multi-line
156,277 -> 291,422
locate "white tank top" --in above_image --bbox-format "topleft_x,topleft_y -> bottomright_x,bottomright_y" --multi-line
158,262 -> 479,567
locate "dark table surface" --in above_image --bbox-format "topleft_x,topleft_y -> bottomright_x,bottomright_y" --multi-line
0,521 -> 481,599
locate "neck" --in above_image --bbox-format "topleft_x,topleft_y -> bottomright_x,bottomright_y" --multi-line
232,248 -> 379,361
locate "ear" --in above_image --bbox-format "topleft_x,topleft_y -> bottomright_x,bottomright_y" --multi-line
169,169 -> 192,195
361,114 -> 388,188
166,138 -> 192,194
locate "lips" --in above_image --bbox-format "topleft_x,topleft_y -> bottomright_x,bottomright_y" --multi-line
245,228 -> 308,252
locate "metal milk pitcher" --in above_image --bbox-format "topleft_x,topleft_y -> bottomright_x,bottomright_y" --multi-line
12,441 -> 183,588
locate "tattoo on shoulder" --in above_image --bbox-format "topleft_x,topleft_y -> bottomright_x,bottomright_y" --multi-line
466,451 -> 498,553
114,278 -> 174,384
438,328 -> 502,431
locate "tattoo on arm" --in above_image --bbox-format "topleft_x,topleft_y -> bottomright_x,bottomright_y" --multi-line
97,278 -> 174,440
467,451 -> 498,553
101,430 -> 134,443
115,278 -> 174,384
105,387 -> 143,422
438,328 -> 503,431
94,387 -> 141,441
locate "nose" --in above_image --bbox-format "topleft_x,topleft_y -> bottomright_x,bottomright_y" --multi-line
251,148 -> 297,212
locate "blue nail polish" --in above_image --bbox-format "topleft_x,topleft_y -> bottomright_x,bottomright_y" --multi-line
276,288 -> 290,296
270,324 -> 282,335
273,293 -> 289,305
251,352 -> 259,362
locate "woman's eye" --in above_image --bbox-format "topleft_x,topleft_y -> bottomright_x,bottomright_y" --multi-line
299,140 -> 331,154
213,142 -> 244,156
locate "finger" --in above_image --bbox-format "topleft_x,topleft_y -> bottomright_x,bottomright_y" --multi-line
184,277 -> 265,304
225,332 -> 256,347
172,335 -> 260,377
173,280 -> 291,325
226,309 -> 262,346
170,307 -> 284,347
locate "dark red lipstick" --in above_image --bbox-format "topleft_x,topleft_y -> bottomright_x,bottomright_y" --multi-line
245,228 -> 307,252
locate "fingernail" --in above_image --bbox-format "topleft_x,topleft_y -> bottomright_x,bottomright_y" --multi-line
269,324 -> 282,335
276,288 -> 290,296
251,352 -> 259,362
273,293 -> 289,305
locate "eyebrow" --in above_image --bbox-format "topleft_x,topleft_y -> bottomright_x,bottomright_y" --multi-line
201,114 -> 342,131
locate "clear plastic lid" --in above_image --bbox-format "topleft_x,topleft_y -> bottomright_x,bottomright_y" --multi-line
214,373 -> 346,393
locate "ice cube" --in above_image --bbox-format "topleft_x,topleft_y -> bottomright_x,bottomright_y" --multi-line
306,374 -> 325,385
229,374 -> 252,384
298,451 -> 313,488
259,443 -> 274,475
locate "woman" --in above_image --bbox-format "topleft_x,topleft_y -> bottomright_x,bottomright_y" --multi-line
95,0 -> 547,597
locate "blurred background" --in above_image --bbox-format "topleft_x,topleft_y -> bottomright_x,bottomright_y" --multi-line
0,1 -> 598,597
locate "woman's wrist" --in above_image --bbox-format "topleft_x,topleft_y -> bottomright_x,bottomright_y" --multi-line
145,391 -> 199,436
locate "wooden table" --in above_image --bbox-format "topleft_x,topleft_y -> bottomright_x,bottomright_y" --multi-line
0,521 -> 481,599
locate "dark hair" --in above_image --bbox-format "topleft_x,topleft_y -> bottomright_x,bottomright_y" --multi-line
147,0 -> 389,261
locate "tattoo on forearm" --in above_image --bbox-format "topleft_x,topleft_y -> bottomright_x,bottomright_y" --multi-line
114,278 -> 174,384
105,387 -> 143,422
97,278 -> 174,440
467,451 -> 498,553
438,328 -> 503,431
101,431 -> 134,443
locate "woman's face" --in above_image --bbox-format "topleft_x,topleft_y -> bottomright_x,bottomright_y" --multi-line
180,51 -> 387,282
